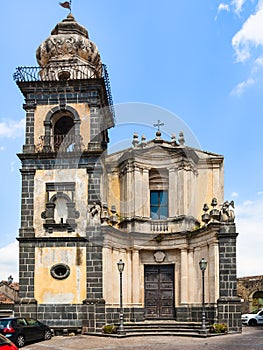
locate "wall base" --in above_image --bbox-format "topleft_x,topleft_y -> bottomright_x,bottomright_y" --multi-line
217,297 -> 242,333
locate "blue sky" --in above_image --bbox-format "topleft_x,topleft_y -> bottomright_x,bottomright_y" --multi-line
0,0 -> 263,279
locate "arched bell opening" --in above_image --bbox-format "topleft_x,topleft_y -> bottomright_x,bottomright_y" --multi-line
52,113 -> 75,152
41,106 -> 81,153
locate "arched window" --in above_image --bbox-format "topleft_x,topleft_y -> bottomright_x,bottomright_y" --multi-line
42,106 -> 81,153
53,115 -> 74,152
53,194 -> 68,224
42,183 -> 78,233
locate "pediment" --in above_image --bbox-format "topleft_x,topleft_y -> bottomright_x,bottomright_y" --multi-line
106,141 -> 223,171
107,145 -> 198,172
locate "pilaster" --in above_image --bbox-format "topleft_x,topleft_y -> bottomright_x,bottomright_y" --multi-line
19,169 -> 36,238
180,248 -> 188,304
168,168 -> 176,217
23,102 -> 36,153
217,223 -> 242,333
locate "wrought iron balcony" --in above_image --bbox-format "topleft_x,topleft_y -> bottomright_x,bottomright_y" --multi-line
13,63 -> 114,110
36,134 -> 85,153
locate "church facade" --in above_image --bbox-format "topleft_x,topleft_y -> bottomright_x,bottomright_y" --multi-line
14,14 -> 242,333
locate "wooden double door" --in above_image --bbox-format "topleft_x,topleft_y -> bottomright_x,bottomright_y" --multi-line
144,265 -> 175,319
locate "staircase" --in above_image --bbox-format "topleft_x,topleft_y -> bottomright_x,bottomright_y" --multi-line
121,321 -> 207,337
84,320 -> 210,338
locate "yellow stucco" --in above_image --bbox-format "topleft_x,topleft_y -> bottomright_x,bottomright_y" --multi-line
34,168 -> 88,237
34,247 -> 86,304
34,103 -> 90,148
108,174 -> 120,214
107,165 -> 223,224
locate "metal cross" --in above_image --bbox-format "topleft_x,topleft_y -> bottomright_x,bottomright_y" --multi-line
153,120 -> 164,131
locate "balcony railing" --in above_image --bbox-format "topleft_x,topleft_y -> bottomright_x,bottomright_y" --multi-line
36,134 -> 84,153
119,216 -> 199,235
150,221 -> 169,233
13,63 -> 106,82
13,63 -> 114,112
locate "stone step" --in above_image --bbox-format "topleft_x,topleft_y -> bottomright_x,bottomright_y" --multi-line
85,330 -> 208,338
83,321 -> 211,338
124,327 -> 201,332
123,322 -> 202,331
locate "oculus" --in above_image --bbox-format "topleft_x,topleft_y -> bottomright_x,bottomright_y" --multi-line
50,263 -> 70,280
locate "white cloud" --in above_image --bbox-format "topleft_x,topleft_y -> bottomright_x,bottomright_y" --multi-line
219,3 -> 230,12
215,3 -> 230,20
216,1 -> 246,20
0,146 -> 4,151
231,191 -> 239,197
10,161 -> 16,173
251,56 -> 263,74
0,119 -> 25,139
227,1 -> 263,94
0,242 -> 19,281
236,197 -> 263,276
232,0 -> 246,15
232,4 -> 263,63
230,77 -> 255,96
236,197 -> 263,218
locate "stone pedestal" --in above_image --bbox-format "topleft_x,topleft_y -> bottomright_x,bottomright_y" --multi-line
217,297 -> 242,333
82,298 -> 106,333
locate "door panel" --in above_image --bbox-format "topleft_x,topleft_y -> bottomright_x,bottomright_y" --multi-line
144,265 -> 174,319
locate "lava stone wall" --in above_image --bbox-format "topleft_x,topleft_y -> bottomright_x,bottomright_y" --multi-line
217,224 -> 242,333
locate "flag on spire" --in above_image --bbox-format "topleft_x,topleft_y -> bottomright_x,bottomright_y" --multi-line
59,1 -> 71,10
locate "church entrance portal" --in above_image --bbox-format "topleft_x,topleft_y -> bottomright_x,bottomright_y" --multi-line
144,265 -> 175,319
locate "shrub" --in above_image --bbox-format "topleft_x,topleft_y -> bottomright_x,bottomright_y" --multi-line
209,323 -> 228,334
155,234 -> 163,242
102,324 -> 117,334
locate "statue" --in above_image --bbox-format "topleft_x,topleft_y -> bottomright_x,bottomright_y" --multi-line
88,202 -> 101,225
220,200 -> 235,222
202,199 -> 235,224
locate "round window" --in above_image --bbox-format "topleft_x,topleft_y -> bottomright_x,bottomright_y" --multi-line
58,70 -> 71,81
50,264 -> 70,280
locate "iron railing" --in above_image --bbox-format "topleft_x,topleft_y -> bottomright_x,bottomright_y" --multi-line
13,63 -> 114,111
36,134 -> 83,153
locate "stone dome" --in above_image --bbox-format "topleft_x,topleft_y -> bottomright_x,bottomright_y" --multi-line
36,14 -> 101,72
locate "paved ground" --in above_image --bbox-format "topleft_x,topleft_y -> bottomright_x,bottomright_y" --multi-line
23,327 -> 263,350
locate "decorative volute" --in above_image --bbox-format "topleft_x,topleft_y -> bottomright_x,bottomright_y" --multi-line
36,14 -> 102,80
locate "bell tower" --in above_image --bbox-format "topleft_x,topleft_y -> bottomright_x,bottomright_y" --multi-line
15,14 -> 114,330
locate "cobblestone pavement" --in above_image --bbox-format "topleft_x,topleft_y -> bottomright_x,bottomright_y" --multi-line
23,327 -> 263,350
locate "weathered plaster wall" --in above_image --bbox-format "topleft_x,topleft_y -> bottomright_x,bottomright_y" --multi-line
34,168 -> 88,237
106,152 -> 224,225
34,103 -> 90,147
102,229 -> 219,308
34,246 -> 86,304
